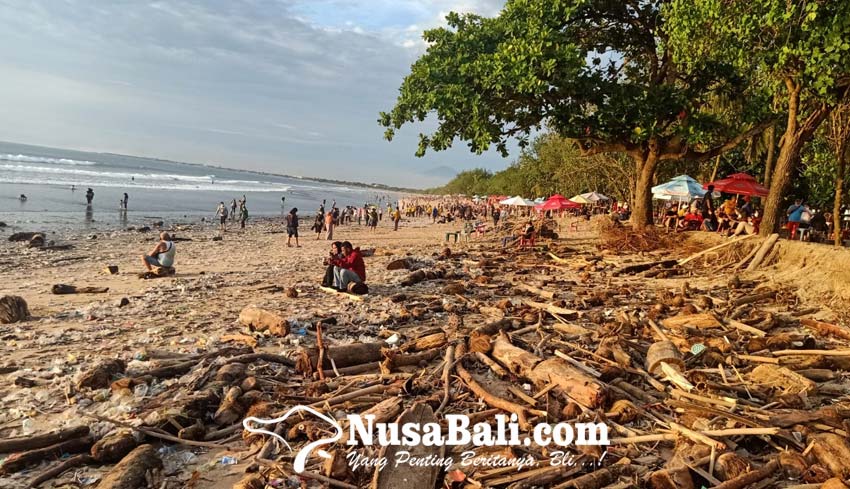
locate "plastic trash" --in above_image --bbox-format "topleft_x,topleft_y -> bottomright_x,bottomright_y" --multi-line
220,456 -> 238,465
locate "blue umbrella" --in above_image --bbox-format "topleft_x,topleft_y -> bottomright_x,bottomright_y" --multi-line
652,175 -> 707,201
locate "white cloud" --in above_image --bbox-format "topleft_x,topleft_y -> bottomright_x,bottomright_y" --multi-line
0,0 -> 512,187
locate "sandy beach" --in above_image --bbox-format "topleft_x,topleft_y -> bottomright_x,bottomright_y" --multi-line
2,214 -> 850,488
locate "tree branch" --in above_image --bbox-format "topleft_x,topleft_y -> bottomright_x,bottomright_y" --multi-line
660,119 -> 777,162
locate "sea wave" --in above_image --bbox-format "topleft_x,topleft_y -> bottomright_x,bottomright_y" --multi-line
0,164 -> 291,192
0,153 -> 98,166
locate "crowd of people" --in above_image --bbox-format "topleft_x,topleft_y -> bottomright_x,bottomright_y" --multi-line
657,188 -> 847,242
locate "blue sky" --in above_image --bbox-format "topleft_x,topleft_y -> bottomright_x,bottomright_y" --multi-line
0,0 -> 508,187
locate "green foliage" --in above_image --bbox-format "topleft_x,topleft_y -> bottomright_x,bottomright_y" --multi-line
428,133 -> 633,199
666,0 -> 850,104
380,0 -> 763,159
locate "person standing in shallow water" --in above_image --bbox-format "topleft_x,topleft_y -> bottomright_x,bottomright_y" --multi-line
230,199 -> 237,222
85,188 -> 94,204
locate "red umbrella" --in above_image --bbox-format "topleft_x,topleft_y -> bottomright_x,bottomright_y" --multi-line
541,194 -> 582,210
703,173 -> 769,197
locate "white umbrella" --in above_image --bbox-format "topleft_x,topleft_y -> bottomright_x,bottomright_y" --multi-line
579,191 -> 611,203
651,175 -> 706,201
499,196 -> 535,206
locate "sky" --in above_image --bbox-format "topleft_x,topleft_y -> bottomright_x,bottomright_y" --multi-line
0,0 -> 510,188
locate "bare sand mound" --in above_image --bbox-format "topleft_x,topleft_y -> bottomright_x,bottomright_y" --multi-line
760,239 -> 850,315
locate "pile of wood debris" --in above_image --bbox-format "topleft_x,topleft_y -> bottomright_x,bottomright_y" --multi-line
3,232 -> 850,489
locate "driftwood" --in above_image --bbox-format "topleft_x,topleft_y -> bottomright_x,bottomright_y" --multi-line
77,359 -> 126,390
238,306 -> 289,336
370,404 -> 442,489
90,431 -> 138,463
0,295 -> 29,324
96,444 -> 162,489
296,342 -> 385,374
51,284 -> 109,294
745,233 -> 779,271
614,259 -> 678,276
490,334 -> 607,408
29,454 -> 94,488
0,436 -> 93,474
801,318 -> 850,341
0,425 -> 89,454
712,458 -> 779,489
810,433 -> 850,478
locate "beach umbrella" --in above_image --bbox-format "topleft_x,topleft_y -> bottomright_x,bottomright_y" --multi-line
541,194 -> 581,210
652,175 -> 707,201
499,196 -> 535,206
581,191 -> 611,202
703,173 -> 769,197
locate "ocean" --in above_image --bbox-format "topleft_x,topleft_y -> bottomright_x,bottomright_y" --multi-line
0,141 -> 398,233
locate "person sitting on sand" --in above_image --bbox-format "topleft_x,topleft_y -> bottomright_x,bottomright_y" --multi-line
321,241 -> 343,287
329,241 -> 365,291
141,232 -> 176,271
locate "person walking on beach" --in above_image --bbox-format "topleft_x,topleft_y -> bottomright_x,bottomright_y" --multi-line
286,208 -> 300,247
392,206 -> 401,231
281,196 -> 286,207
239,202 -> 249,229
492,207 -> 501,228
369,207 -> 378,232
122,193 -> 129,210
85,188 -> 94,204
325,210 -> 335,240
313,210 -> 324,239
230,199 -> 237,222
216,201 -> 228,232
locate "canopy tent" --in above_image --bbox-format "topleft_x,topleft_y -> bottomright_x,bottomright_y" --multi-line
540,194 -> 582,211
533,197 -> 546,204
499,196 -> 536,206
570,191 -> 611,204
703,173 -> 769,197
652,175 -> 707,201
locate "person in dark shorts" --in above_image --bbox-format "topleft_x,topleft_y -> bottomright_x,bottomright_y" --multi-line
322,241 -> 343,287
215,202 -> 228,232
286,208 -> 300,247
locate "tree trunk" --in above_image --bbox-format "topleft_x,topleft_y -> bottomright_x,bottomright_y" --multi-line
760,80 -> 830,236
834,147 -> 846,247
630,147 -> 659,228
764,124 -> 776,185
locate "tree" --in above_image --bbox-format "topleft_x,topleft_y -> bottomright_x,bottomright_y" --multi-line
666,0 -> 850,236
380,0 -> 769,227
827,93 -> 850,246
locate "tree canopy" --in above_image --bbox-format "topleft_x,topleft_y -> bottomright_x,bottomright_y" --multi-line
381,0 -> 770,226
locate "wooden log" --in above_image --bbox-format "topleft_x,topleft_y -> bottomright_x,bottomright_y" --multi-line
340,397 -> 404,445
238,305 -> 289,336
76,359 -> 126,390
0,295 -> 29,324
491,335 -> 606,408
648,467 -> 694,489
614,259 -> 678,276
678,235 -> 756,266
51,284 -> 109,294
90,431 -> 137,463
28,454 -> 94,488
296,342 -> 385,374
523,300 -> 579,318
96,444 -> 162,489
407,332 -> 446,351
455,343 -> 533,430
810,433 -> 850,478
370,404 -> 441,489
0,436 -> 93,474
645,341 -> 684,376
213,386 -> 244,425
516,283 -> 556,299
822,478 -> 850,489
0,425 -> 89,454
801,318 -> 850,341
661,313 -> 722,331
712,459 -> 779,489
551,463 -> 633,489
745,233 -> 779,271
